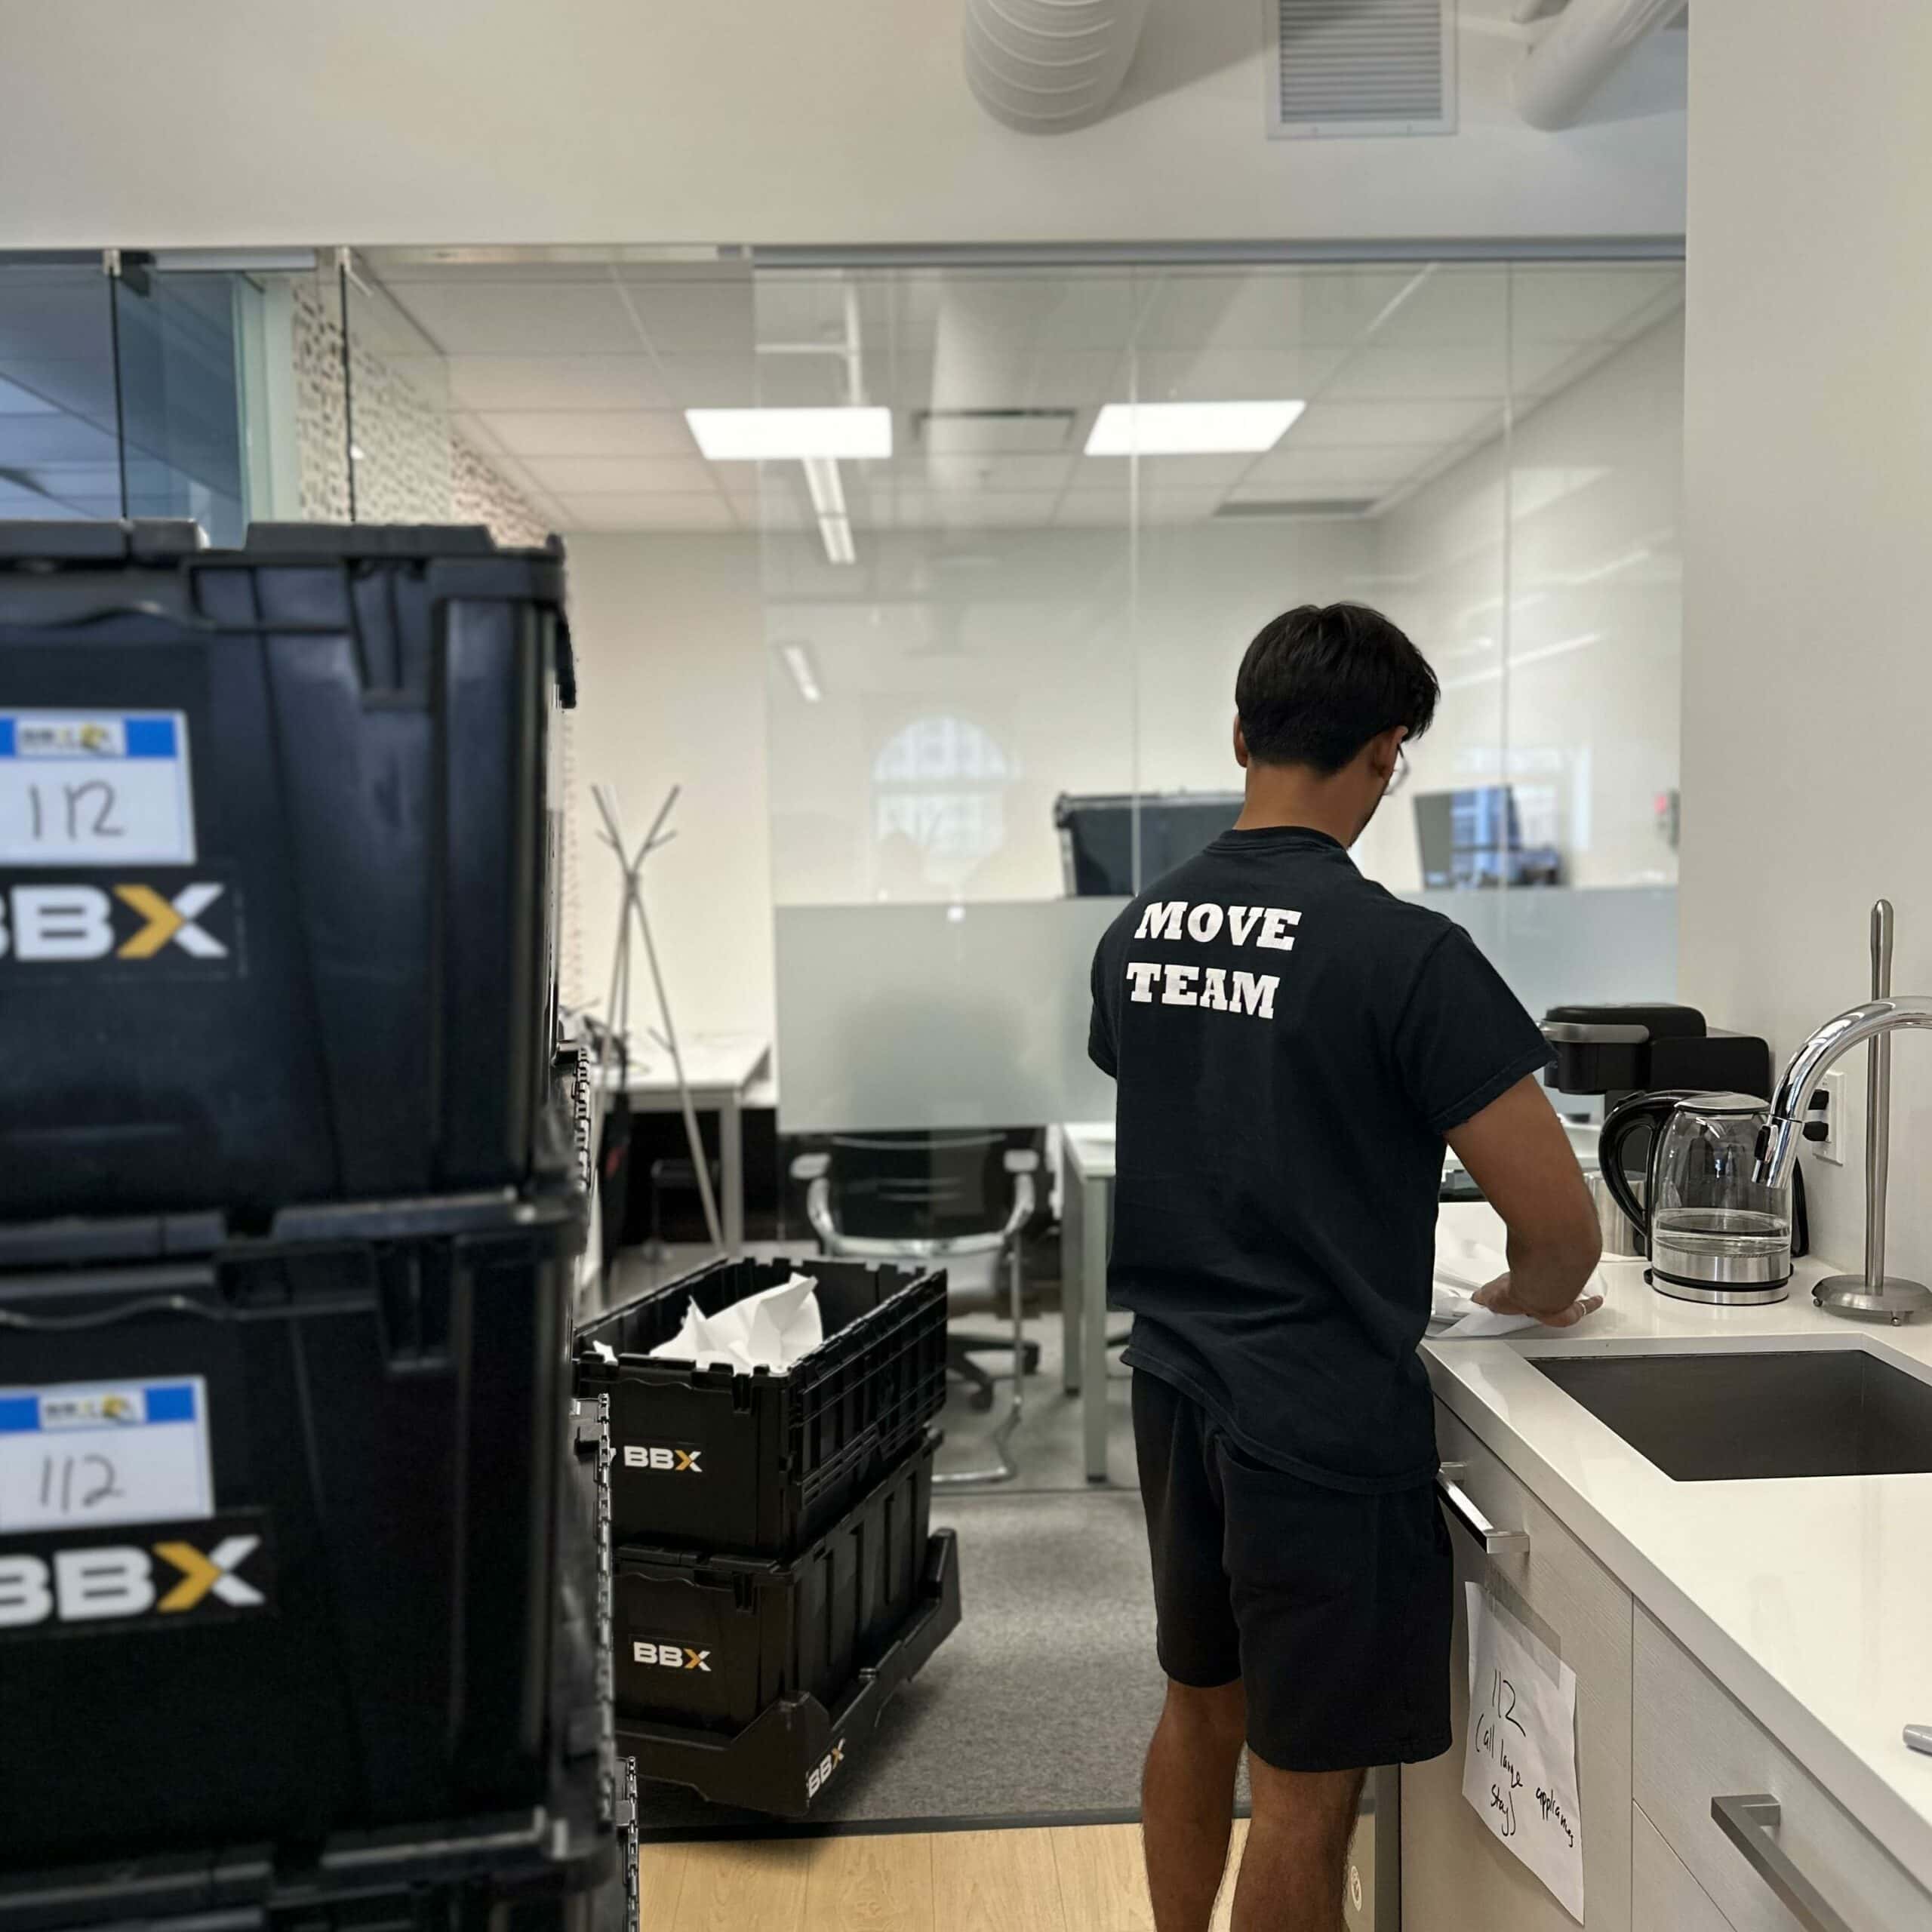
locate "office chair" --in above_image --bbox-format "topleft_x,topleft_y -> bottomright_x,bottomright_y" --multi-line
789,1129 -> 1040,1485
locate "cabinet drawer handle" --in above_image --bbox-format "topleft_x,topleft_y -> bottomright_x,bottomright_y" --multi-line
1435,1461 -> 1529,1557
1712,1794 -> 1855,1932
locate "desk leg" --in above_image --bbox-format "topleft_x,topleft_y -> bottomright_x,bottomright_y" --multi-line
1081,1174 -> 1111,1484
719,1095 -> 744,1254
1062,1172 -> 1084,1397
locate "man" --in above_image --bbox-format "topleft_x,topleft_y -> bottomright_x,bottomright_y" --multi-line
1087,603 -> 1602,1932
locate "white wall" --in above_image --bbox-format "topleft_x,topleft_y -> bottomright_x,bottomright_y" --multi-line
762,517 -> 1377,904
1678,6 -> 1932,1272
0,1 -> 1684,249
564,533 -> 774,1045
1358,310 -> 1684,894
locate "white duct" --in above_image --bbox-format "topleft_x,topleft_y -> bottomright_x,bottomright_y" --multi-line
1514,0 -> 1686,131
964,0 -> 1155,132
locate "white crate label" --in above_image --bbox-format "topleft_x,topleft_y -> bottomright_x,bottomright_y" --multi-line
0,711 -> 197,866
0,1377 -> 214,1533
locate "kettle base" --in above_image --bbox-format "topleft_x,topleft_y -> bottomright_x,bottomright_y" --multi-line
1648,1269 -> 1789,1307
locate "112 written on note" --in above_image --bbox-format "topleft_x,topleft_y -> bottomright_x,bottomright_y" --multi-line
1460,1583 -> 1585,1923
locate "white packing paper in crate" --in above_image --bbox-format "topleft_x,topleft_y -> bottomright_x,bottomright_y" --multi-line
1462,1583 -> 1586,1922
647,1272 -> 823,1374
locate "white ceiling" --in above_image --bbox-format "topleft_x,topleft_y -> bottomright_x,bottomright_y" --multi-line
366,258 -> 1684,538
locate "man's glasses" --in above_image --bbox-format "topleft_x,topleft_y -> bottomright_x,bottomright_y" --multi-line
1384,746 -> 1411,797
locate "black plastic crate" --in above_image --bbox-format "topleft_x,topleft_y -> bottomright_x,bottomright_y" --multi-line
575,1257 -> 946,1557
612,1431 -> 937,1735
623,1529 -> 961,1818
0,1189 -> 582,1870
0,519 -> 573,1221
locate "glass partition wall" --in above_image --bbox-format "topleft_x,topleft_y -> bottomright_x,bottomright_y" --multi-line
0,245 -> 1684,1143
758,258 -> 1685,1135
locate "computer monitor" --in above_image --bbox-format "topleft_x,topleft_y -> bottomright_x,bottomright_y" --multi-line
1054,792 -> 1244,896
1414,786 -> 1531,889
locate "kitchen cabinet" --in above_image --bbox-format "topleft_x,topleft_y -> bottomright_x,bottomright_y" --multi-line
1632,1608 -> 1932,1932
1402,1404 -> 1633,1932
1635,1803 -> 1735,1932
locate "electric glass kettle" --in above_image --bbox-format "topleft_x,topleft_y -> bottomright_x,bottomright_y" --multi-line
1598,1090 -> 1806,1304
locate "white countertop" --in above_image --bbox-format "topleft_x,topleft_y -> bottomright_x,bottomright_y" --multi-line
1428,1201 -> 1932,1890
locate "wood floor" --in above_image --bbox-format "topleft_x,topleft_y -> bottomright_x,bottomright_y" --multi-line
641,1820 -> 1251,1932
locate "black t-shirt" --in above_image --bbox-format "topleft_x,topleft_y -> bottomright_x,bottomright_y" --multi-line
1087,825 -> 1553,1493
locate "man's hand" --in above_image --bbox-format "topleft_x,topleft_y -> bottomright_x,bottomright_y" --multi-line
1446,1076 -> 1603,1318
1474,1272 -> 1602,1329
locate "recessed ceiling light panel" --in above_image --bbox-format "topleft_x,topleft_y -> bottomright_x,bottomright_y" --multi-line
1084,401 -> 1306,457
687,406 -> 892,461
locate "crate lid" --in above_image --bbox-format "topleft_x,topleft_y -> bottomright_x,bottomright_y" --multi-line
0,518 -> 207,565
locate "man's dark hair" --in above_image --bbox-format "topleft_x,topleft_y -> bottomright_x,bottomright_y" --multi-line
1235,602 -> 1440,773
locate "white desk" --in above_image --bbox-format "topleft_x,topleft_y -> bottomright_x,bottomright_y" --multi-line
603,1032 -> 771,1254
1059,1119 -> 1118,1484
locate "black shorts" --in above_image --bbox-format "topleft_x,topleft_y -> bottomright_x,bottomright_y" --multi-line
1132,1368 -> 1454,1773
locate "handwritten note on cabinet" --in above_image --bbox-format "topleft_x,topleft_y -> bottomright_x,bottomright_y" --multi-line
1461,1583 -> 1585,1923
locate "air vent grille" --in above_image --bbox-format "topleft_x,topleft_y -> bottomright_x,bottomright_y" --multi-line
1269,0 -> 1456,139
1214,497 -> 1378,521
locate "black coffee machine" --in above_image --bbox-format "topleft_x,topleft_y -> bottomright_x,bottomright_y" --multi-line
1541,1002 -> 1773,1112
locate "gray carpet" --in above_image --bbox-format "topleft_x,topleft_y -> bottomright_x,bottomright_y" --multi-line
633,1488 -> 1170,1833
613,1252 -> 1223,1832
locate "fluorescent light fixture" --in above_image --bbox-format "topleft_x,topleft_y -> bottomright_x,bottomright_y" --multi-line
686,406 -> 892,462
800,457 -> 858,565
1084,400 -> 1306,457
779,640 -> 823,703
801,456 -> 847,519
818,515 -> 856,566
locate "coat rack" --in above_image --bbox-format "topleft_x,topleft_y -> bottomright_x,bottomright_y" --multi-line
592,781 -> 724,1253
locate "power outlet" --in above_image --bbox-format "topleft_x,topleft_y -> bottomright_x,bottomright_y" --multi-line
1810,1069 -> 1849,1165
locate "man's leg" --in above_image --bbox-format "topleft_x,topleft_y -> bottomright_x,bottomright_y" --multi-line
1229,1756 -> 1365,1932
1141,1676 -> 1247,1932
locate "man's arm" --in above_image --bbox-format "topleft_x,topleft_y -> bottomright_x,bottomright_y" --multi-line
1444,1074 -> 1602,1327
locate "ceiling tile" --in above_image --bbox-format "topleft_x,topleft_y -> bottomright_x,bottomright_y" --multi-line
1319,346 -> 1511,402
654,355 -> 764,407
1129,348 -> 1346,405
1361,270 -> 1510,349
1287,398 -> 1498,448
1056,488 -> 1226,527
524,454 -> 718,494
387,281 -> 641,355
899,452 -> 1078,494
1018,349 -> 1128,408
469,409 -> 695,459
1078,452 -> 1254,489
1509,267 -> 1682,344
1242,441 -> 1446,491
557,492 -> 737,531
445,356 -> 673,411
1134,268 -> 1422,352
618,277 -> 755,354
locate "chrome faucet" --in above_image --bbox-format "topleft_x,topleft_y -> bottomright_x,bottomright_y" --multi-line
1757,902 -> 1932,1321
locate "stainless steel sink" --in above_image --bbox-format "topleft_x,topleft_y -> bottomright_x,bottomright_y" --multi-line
1530,1349 -> 1932,1480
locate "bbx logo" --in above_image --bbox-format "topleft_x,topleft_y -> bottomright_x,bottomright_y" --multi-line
0,883 -> 227,961
805,1741 -> 847,1801
623,1444 -> 702,1474
633,1640 -> 711,1672
0,1531 -> 266,1633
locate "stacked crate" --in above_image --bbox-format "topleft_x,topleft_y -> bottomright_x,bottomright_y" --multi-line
0,521 -> 632,1932
575,1256 -> 961,1815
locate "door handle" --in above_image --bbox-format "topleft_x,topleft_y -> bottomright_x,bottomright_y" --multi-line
1711,1794 -> 1855,1932
1435,1461 -> 1529,1558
